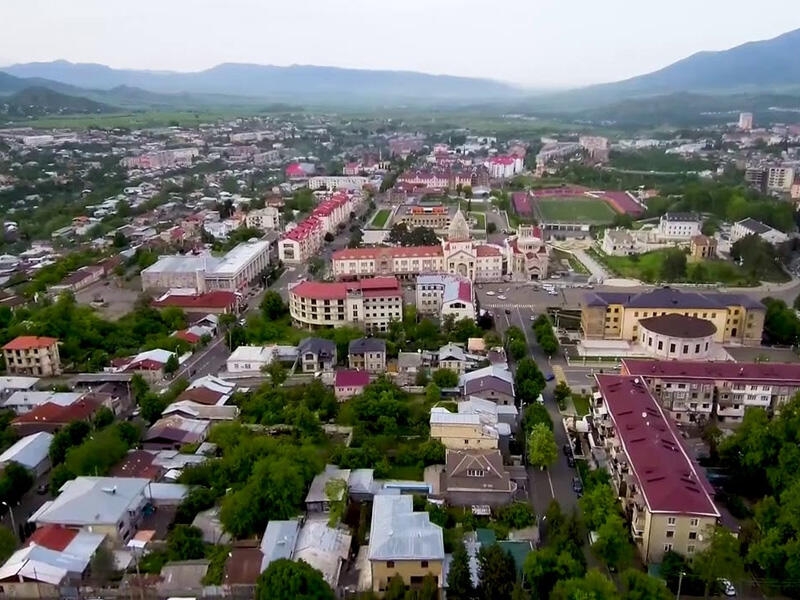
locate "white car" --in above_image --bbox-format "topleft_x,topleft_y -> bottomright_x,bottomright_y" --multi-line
486,291 -> 495,296
718,579 -> 736,597
498,295 -> 507,301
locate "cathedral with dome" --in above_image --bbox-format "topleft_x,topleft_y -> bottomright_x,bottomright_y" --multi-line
331,206 -> 549,282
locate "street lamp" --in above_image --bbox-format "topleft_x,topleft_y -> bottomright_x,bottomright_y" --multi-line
676,570 -> 686,600
1,501 -> 16,540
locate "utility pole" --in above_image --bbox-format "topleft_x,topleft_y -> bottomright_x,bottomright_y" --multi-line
1,501 -> 16,541
676,570 -> 686,600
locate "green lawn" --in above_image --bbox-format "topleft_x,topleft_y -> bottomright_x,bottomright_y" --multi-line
572,394 -> 591,417
594,248 -> 775,286
536,198 -> 616,224
370,209 -> 391,228
469,212 -> 486,230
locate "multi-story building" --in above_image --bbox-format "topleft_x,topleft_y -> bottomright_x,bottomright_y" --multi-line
430,407 -> 500,450
601,229 -> 637,256
738,112 -> 753,131
579,136 -> 610,162
689,234 -> 717,260
120,148 -> 199,170
581,287 -> 765,346
288,277 -> 403,333
397,169 -> 473,191
141,240 -> 270,292
244,206 -> 281,231
767,166 -> 795,192
307,176 -> 369,191
395,205 -> 452,231
506,225 -> 550,281
621,359 -> 800,424
278,192 -> 358,264
368,494 -> 444,593
484,155 -> 523,179
744,167 -> 767,192
332,210 -> 514,283
657,212 -> 702,241
730,217 -> 789,246
348,338 -> 387,373
2,336 -> 62,377
415,274 -> 475,321
592,374 -> 720,563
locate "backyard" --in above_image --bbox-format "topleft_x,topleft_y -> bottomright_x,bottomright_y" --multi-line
369,208 -> 391,228
469,211 -> 486,230
591,247 -> 771,286
535,197 -> 617,224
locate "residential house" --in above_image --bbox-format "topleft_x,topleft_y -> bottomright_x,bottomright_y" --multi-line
459,365 -> 515,406
592,375 -> 720,563
601,229 -> 636,256
0,432 -> 54,477
2,336 -> 61,377
11,396 -> 102,436
0,526 -> 106,599
368,494 -> 445,593
110,348 -> 180,382
437,343 -> 474,376
298,338 -> 337,373
689,235 -> 717,260
657,212 -> 702,241
441,449 -> 516,507
429,408 -> 501,451
397,352 -> 424,382
730,217 -> 789,246
0,376 -> 39,403
226,345 -> 274,373
1,391 -> 82,414
348,338 -> 387,374
142,415 -> 209,450
334,369 -> 370,401
305,465 -> 352,512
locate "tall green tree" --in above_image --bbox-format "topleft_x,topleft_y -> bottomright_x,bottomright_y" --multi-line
528,423 -> 558,469
551,569 -> 617,600
477,544 -> 516,600
620,569 -> 672,600
261,290 -> 288,320
659,248 -> 688,282
167,524 -> 206,560
578,483 -> 618,530
591,514 -> 633,571
447,540 -> 475,600
432,368 -> 459,388
692,526 -> 744,599
255,558 -> 335,600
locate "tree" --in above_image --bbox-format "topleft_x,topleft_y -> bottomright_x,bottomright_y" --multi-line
93,406 -> 114,429
578,483 -> 618,530
487,222 -> 497,234
89,545 -> 117,585
620,569 -> 672,600
131,373 -> 149,403
508,339 -> 527,360
425,382 -> 441,403
659,248 -> 687,282
324,232 -> 334,243
477,544 -> 516,600
415,370 -> 429,386
167,524 -> 206,560
0,462 -> 33,505
528,423 -> 558,469
139,392 -> 168,424
348,228 -> 363,248
432,368 -> 458,388
384,574 -> 407,600
523,547 -> 583,599
514,357 -> 545,405
692,525 -> 744,599
591,513 -> 633,571
261,291 -> 288,320
263,360 -> 288,387
255,558 -> 335,600
447,540 -> 475,600
163,354 -> 179,376
324,478 -> 347,527
553,381 -> 571,409
551,569 -> 618,600
0,525 -> 16,563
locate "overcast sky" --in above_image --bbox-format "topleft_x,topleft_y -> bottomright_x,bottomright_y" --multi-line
1,0 -> 798,88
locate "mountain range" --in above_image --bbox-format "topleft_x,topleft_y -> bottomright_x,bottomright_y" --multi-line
2,27 -> 800,121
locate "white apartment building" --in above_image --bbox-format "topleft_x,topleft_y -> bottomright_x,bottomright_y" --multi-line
767,166 -> 795,192
245,206 -> 281,231
730,217 -> 789,246
657,212 -> 702,241
307,176 -> 369,191
415,274 -> 476,321
278,192 -> 358,264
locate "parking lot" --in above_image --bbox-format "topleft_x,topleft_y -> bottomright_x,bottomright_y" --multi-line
75,278 -> 143,319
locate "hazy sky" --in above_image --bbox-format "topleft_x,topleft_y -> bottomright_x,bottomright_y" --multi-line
1,0 -> 798,88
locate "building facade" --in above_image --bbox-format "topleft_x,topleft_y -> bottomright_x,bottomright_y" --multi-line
636,314 -> 717,361
767,166 -> 795,192
580,287 -> 765,346
244,207 -> 281,231
593,375 -> 720,564
415,274 -> 476,321
278,192 -> 359,264
2,336 -> 61,377
621,359 -> 800,424
289,278 -> 403,333
657,213 -> 702,241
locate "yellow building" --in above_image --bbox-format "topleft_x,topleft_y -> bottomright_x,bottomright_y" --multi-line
593,375 -> 721,563
2,336 -> 61,377
368,495 -> 444,593
429,407 -> 499,450
689,234 -> 717,260
581,287 -> 764,346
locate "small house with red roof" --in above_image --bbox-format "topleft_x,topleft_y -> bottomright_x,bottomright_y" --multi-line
12,395 -> 102,436
334,369 -> 370,401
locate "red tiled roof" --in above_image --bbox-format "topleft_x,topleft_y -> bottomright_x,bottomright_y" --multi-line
174,330 -> 201,344
333,246 -> 443,261
291,277 -> 401,301
12,397 -> 100,426
475,245 -> 501,257
126,358 -> 165,371
178,387 -> 225,406
28,525 -> 78,551
457,281 -> 472,303
596,374 -> 719,517
2,336 -> 58,351
621,359 -> 800,385
111,450 -> 161,479
152,291 -> 237,310
335,369 -> 370,388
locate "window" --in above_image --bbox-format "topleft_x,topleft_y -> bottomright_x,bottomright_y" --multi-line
421,561 -> 429,568
658,341 -> 663,350
466,469 -> 485,477
683,345 -> 689,354
666,530 -> 674,538
670,343 -> 676,353
386,561 -> 395,568
689,531 -> 697,540
687,545 -> 696,554
667,517 -> 676,525
690,518 -> 699,527
664,544 -> 673,552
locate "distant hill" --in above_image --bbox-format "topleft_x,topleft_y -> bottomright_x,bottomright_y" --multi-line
569,28 -> 800,105
0,86 -> 116,117
2,60 -> 522,102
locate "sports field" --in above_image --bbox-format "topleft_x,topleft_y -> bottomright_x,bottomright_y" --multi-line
534,197 -> 617,224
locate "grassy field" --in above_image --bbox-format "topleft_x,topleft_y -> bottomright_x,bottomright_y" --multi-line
572,395 -> 591,417
469,212 -> 486,230
370,209 -> 391,228
594,248 -> 779,286
535,198 -> 616,224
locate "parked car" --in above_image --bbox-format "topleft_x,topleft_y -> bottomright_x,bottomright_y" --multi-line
504,308 -> 512,315
563,443 -> 573,456
36,483 -> 48,495
545,373 -> 555,381
717,579 -> 736,597
567,455 -> 576,468
572,477 -> 583,494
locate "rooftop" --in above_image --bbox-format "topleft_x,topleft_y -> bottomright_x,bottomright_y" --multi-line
622,359 -> 800,384
0,431 -> 54,470
2,336 -> 58,351
584,286 -> 764,311
349,337 -> 386,354
638,314 -> 717,338
260,519 -> 301,571
368,494 -> 444,561
152,290 -> 237,310
306,465 -> 352,504
210,240 -> 269,276
595,374 -> 719,517
290,277 -> 401,301
335,369 -> 370,388
736,217 -> 771,234
332,246 -> 444,261
661,212 -> 701,222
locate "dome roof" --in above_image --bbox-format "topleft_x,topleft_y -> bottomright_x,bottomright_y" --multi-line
639,314 -> 717,338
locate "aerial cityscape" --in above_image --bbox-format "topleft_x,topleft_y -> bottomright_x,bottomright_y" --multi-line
2,3 -> 800,600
